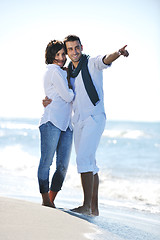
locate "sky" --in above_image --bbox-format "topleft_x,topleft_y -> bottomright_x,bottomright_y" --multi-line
0,0 -> 160,122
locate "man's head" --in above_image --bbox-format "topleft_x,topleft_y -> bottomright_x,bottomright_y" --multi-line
64,35 -> 83,66
45,40 -> 66,67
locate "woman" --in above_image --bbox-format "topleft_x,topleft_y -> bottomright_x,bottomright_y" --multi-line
38,40 -> 74,208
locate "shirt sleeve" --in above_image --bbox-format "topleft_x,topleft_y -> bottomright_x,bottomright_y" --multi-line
52,69 -> 74,103
90,55 -> 112,71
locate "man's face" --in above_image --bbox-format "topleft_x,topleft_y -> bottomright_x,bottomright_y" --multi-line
65,40 -> 83,64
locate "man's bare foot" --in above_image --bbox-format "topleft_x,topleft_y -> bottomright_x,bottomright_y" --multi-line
71,205 -> 92,215
91,208 -> 99,216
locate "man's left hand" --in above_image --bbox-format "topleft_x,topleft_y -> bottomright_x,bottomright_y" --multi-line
42,96 -> 52,107
119,45 -> 129,57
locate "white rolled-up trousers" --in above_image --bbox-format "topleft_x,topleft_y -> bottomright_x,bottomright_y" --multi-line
73,113 -> 106,175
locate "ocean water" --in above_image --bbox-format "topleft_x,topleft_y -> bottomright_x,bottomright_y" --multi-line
0,117 -> 160,239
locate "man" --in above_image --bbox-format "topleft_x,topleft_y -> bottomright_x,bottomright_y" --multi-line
43,35 -> 129,215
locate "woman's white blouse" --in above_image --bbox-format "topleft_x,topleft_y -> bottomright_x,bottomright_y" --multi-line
40,64 -> 74,131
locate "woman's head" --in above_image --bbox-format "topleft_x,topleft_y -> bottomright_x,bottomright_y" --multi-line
45,40 -> 66,67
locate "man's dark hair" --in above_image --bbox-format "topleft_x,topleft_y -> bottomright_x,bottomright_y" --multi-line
63,35 -> 82,53
45,40 -> 64,64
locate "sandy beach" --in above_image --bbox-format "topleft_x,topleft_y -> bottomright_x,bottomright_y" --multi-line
0,196 -> 99,240
0,196 -> 160,240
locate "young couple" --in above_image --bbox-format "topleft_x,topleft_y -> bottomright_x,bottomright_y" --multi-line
38,35 -> 129,216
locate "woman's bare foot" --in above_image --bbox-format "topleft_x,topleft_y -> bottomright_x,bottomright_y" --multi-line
49,190 -> 57,208
42,193 -> 55,208
42,201 -> 55,208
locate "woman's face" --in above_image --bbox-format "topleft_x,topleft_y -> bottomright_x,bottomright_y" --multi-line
53,48 -> 66,67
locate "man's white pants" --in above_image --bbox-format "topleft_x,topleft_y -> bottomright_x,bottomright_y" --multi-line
73,113 -> 106,174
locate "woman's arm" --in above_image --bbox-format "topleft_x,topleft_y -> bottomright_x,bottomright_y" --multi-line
52,70 -> 74,103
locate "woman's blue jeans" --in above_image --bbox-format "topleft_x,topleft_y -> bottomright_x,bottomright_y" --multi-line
38,121 -> 73,194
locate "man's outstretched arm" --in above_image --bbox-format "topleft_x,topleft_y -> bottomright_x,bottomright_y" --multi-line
103,45 -> 129,65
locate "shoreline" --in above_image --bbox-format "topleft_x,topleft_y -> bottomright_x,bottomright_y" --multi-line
1,195 -> 160,240
0,196 -> 99,240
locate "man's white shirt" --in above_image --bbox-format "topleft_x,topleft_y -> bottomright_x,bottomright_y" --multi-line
70,55 -> 111,124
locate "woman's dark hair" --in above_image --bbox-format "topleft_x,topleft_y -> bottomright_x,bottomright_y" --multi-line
45,40 -> 65,64
63,35 -> 82,54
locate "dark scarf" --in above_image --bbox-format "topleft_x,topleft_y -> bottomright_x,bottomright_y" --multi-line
68,54 -> 99,106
